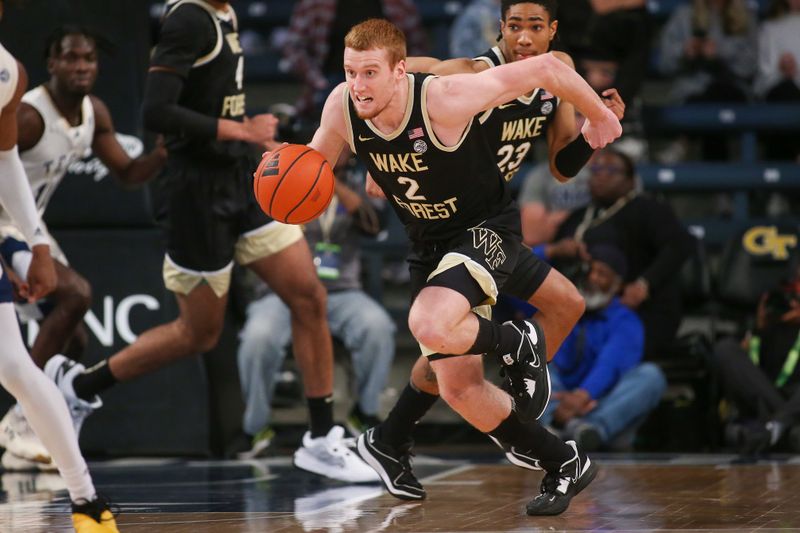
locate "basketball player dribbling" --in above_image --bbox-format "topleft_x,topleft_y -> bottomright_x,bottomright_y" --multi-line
305,18 -> 620,515
370,0 -> 627,480
0,8 -> 118,532
44,0 -> 376,482
0,26 -> 168,471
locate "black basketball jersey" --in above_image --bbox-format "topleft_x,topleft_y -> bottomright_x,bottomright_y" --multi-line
346,73 -> 510,244
474,47 -> 560,182
152,0 -> 246,160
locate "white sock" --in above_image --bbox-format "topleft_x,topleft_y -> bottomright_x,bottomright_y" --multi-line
0,303 -> 96,502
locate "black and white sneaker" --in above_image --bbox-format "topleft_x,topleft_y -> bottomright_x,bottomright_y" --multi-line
498,320 -> 550,422
525,441 -> 598,516
356,427 -> 425,500
487,435 -> 543,471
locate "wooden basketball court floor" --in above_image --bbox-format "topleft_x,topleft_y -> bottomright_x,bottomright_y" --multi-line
2,453 -> 800,532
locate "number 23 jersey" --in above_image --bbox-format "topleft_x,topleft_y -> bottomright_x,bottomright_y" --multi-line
345,73 -> 510,244
474,46 -> 560,183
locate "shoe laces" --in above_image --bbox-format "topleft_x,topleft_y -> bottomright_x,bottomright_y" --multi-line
396,449 -> 417,480
72,493 -> 120,523
539,472 -> 559,496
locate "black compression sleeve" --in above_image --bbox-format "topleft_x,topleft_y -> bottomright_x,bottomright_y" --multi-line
554,134 -> 595,178
141,70 -> 217,140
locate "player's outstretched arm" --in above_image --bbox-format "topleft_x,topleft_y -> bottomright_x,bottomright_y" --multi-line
427,52 -> 621,147
0,61 -> 55,300
308,83 -> 349,169
406,56 -> 485,76
405,56 -> 443,72
91,96 -> 167,187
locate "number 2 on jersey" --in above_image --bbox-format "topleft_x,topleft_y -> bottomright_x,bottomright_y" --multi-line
397,176 -> 427,200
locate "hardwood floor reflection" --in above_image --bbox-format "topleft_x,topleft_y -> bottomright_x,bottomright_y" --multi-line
2,456 -> 799,531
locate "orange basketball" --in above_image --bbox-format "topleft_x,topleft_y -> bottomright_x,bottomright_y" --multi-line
253,144 -> 335,225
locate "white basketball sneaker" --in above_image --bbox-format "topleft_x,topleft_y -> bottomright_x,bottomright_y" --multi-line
293,425 -> 380,483
1,450 -> 57,472
0,405 -> 51,464
43,355 -> 102,436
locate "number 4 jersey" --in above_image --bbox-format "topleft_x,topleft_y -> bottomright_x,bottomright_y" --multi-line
474,47 -> 560,183
345,73 -> 510,244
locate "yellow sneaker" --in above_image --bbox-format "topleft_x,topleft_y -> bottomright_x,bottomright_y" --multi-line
71,495 -> 119,532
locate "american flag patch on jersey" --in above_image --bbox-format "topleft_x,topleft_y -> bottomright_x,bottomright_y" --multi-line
540,90 -> 554,100
407,127 -> 424,139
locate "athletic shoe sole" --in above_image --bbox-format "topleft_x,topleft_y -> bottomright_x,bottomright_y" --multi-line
526,459 -> 599,516
356,431 -> 425,500
293,446 -> 379,483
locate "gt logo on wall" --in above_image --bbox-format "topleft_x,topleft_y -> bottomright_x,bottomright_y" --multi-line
742,226 -> 798,261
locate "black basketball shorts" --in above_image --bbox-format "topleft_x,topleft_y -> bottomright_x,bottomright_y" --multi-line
154,155 -> 302,296
408,204 -> 526,308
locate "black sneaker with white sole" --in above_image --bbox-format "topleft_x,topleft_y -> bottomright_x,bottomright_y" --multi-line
487,435 -> 543,471
497,320 -> 550,422
525,440 -> 598,516
356,427 -> 425,501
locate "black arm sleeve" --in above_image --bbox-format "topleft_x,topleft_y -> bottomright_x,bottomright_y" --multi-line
142,70 -> 217,139
142,4 -> 218,139
554,134 -> 595,178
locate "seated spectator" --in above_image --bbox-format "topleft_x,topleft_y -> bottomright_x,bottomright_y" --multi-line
714,269 -> 800,455
282,0 -> 427,120
449,0 -> 501,58
658,0 -> 758,159
755,0 -> 800,161
237,155 -> 395,458
539,243 -> 667,451
518,159 -> 593,247
539,148 -> 695,360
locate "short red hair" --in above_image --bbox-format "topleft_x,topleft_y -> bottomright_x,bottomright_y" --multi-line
344,18 -> 407,67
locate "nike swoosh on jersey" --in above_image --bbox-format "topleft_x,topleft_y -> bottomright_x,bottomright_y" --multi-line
358,135 -> 374,141
498,103 -> 515,109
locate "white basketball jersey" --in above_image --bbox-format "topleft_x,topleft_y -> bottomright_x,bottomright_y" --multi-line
0,86 -> 95,228
0,44 -> 19,113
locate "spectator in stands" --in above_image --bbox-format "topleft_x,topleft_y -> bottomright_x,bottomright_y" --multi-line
237,154 -> 395,458
659,0 -> 757,103
556,0 -> 650,105
539,148 -> 695,360
714,268 -> 800,455
658,0 -> 758,159
518,158 -> 593,247
540,243 -> 666,451
449,0 -> 502,58
755,0 -> 800,161
282,0 -> 427,120
517,47 -> 646,248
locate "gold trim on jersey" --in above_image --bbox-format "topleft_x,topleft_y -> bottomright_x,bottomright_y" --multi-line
234,221 -> 303,265
167,0 -> 225,68
363,74 -> 415,140
420,76 -> 472,153
489,46 -> 505,65
343,86 -> 356,153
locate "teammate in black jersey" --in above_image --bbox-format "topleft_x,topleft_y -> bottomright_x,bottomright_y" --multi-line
304,18 -> 620,515
45,0 -> 377,483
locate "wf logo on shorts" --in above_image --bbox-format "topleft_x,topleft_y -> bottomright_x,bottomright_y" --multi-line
470,227 -> 506,269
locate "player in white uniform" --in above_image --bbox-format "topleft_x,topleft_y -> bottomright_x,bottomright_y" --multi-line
0,31 -> 118,533
0,26 -> 166,470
